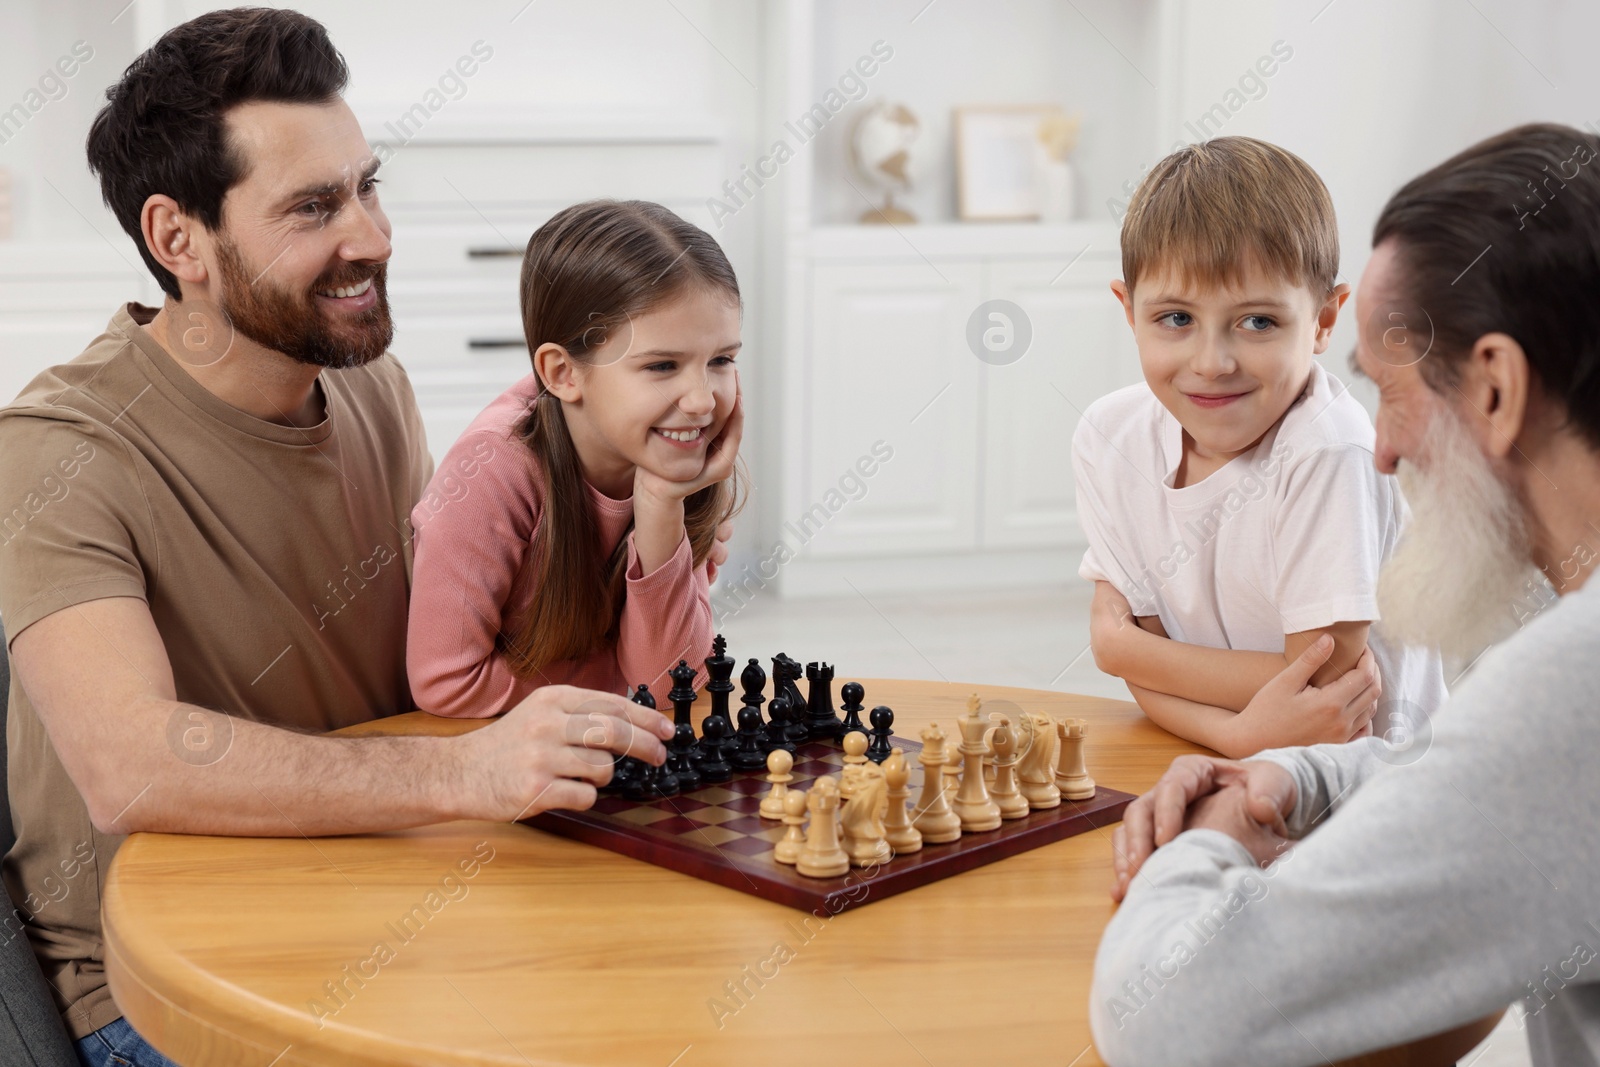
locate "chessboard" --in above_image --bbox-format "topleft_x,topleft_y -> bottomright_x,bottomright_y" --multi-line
528,734 -> 1133,914
524,637 -> 1135,915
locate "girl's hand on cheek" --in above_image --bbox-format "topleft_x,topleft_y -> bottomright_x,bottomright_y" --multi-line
633,390 -> 744,505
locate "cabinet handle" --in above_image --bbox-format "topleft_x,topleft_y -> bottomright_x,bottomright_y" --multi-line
466,247 -> 522,259
467,338 -> 527,350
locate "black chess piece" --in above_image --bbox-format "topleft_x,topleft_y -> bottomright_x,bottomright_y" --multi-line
839,681 -> 868,739
695,714 -> 733,782
667,723 -> 701,792
764,693 -> 796,757
783,690 -> 810,749
866,705 -> 895,764
613,683 -> 656,797
805,662 -> 842,741
668,660 -> 698,730
740,657 -> 766,711
771,653 -> 806,726
705,635 -> 736,740
633,682 -> 682,798
732,705 -> 769,772
665,660 -> 702,792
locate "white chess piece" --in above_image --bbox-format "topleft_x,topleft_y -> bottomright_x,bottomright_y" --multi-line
1056,718 -> 1096,800
953,695 -> 1001,832
797,776 -> 849,878
774,788 -> 807,865
1018,712 -> 1062,810
912,723 -> 961,844
759,748 -> 795,820
989,716 -> 1030,820
882,751 -> 923,854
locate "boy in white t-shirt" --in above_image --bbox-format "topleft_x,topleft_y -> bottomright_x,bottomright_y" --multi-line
1076,136 -> 1446,758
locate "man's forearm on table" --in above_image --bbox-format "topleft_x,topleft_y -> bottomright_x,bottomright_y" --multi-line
91,697 -> 465,836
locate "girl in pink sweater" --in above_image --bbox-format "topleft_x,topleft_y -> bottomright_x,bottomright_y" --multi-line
406,200 -> 744,716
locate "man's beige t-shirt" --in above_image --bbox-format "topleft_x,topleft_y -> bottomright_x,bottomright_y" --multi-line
0,303 -> 433,1039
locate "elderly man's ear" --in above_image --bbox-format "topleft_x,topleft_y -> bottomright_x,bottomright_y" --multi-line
1458,332 -> 1531,459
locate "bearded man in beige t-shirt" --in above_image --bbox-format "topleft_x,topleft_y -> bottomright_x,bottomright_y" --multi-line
0,11 -> 674,1064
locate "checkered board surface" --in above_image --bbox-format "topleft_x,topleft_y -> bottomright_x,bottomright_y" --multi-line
526,736 -> 1135,914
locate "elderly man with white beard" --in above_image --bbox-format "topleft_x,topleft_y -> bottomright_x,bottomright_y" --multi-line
1091,122 -> 1600,1066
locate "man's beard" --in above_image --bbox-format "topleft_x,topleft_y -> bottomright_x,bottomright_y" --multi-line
215,238 -> 393,370
1377,401 -> 1537,660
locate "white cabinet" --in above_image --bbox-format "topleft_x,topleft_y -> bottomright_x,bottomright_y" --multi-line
785,241 -> 1140,591
980,259 -> 1141,548
803,262 -> 983,557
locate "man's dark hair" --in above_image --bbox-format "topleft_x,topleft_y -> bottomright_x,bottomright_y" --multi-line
86,7 -> 349,300
1374,122 -> 1600,450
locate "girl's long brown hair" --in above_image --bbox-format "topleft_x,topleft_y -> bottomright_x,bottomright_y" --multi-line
502,200 -> 743,679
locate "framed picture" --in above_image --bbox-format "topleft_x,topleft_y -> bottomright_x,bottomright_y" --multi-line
954,105 -> 1061,221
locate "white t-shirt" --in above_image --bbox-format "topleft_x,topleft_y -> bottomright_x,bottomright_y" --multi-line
1072,361 -> 1447,734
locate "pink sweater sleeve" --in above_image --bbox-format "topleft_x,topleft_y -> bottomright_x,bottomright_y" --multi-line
617,530 -> 714,694
406,430 -> 543,717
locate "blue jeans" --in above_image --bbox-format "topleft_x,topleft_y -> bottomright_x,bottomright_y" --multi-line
75,1016 -> 180,1067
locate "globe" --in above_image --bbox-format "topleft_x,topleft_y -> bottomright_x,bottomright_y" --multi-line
848,100 -> 921,224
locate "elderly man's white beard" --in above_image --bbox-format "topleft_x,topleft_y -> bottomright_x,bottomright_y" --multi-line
1376,403 -> 1537,660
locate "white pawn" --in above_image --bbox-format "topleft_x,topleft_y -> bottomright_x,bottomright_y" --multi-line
841,730 -> 870,766
773,788 -> 807,865
759,748 -> 795,820
882,751 -> 922,854
990,717 -> 1030,820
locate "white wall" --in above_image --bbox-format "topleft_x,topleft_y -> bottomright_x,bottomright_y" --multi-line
1168,0 -> 1600,412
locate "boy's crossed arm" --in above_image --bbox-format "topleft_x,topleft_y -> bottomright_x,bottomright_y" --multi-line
1089,581 -> 1381,758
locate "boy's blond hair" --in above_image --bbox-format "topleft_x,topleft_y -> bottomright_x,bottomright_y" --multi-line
1121,137 -> 1339,297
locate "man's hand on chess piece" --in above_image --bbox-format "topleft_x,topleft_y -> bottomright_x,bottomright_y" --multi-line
458,686 -> 674,820
1110,754 -> 1297,903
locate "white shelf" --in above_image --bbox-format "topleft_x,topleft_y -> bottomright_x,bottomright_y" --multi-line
806,221 -> 1121,261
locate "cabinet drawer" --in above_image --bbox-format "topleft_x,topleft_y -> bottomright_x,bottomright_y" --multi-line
390,312 -> 531,377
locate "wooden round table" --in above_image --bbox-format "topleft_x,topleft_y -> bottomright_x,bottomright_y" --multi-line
103,681 -> 1197,1066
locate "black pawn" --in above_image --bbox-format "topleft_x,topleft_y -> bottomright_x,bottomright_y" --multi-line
764,693 -> 796,757
732,705 -> 769,772
866,705 -> 895,764
614,683 -> 656,798
839,682 -> 868,739
696,714 -> 733,782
